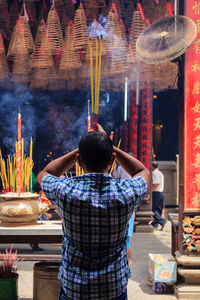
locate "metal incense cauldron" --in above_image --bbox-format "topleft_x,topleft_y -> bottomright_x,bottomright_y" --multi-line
0,192 -> 49,226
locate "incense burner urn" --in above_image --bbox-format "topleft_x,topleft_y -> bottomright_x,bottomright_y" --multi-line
0,192 -> 49,226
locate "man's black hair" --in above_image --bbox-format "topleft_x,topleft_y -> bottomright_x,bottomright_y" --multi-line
79,131 -> 113,172
152,161 -> 158,169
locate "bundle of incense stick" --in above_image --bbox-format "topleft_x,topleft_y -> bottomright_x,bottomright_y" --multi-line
75,163 -> 84,176
89,36 -> 103,130
0,137 -> 33,193
110,138 -> 122,175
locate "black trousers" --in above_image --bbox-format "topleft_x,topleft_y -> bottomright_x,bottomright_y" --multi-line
152,191 -> 166,227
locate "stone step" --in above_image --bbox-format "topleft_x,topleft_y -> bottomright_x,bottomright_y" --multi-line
175,284 -> 200,300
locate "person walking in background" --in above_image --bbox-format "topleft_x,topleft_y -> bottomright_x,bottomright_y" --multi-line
37,124 -> 150,300
151,161 -> 167,230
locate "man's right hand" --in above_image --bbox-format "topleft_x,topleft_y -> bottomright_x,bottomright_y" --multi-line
96,124 -> 107,135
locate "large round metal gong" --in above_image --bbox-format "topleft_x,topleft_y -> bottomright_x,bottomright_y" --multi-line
136,15 -> 197,64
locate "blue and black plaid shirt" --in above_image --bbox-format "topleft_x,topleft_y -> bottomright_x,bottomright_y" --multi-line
42,173 -> 147,300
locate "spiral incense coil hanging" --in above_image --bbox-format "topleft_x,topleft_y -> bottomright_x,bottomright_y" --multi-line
31,67 -> 53,89
108,36 -> 128,75
0,33 -> 5,54
0,53 -> 9,82
59,23 -> 82,74
74,6 -> 89,50
46,8 -> 64,55
11,59 -> 32,84
130,10 -> 146,58
7,15 -> 35,60
32,20 -> 54,69
32,39 -> 54,68
106,5 -> 127,49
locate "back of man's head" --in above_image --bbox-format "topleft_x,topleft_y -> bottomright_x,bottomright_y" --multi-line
152,161 -> 158,169
79,131 -> 113,172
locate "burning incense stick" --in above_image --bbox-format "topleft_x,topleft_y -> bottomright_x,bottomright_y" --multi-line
94,37 -> 99,130
87,99 -> 91,132
30,137 -> 33,191
89,39 -> 94,124
95,35 -> 103,117
16,112 -> 22,195
0,113 -> 34,194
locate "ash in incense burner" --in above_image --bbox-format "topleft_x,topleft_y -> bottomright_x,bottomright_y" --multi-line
0,192 -> 49,226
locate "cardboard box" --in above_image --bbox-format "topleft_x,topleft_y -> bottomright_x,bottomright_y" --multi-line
148,253 -> 177,283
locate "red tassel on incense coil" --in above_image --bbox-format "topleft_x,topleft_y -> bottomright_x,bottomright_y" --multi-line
74,5 -> 89,50
7,16 -> 35,60
46,8 -> 64,55
59,23 -> 82,76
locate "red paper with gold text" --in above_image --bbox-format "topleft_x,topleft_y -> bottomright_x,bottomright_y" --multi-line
184,0 -> 200,211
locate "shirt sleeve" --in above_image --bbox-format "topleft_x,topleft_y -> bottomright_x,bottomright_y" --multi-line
122,176 -> 147,209
41,174 -> 71,209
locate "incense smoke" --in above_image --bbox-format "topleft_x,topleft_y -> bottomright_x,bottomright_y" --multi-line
0,84 -> 36,156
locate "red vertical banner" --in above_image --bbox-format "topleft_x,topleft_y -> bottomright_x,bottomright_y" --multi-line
139,83 -> 152,170
184,1 -> 200,211
129,90 -> 138,157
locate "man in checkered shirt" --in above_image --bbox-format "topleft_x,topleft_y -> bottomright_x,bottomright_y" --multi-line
37,124 -> 149,300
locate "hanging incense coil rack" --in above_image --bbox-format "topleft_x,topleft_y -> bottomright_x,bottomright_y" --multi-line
0,33 -> 5,54
11,55 -> 32,84
74,6 -> 89,50
130,9 -> 146,58
7,15 -> 35,60
59,24 -> 82,73
46,7 -> 64,55
32,20 -> 54,69
0,52 -> 9,82
32,39 -> 54,68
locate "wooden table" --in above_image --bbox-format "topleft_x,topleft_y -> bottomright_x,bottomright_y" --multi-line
0,220 -> 62,244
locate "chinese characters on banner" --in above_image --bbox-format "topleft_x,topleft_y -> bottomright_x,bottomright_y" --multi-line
139,83 -> 152,170
129,90 -> 138,157
184,0 -> 200,211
